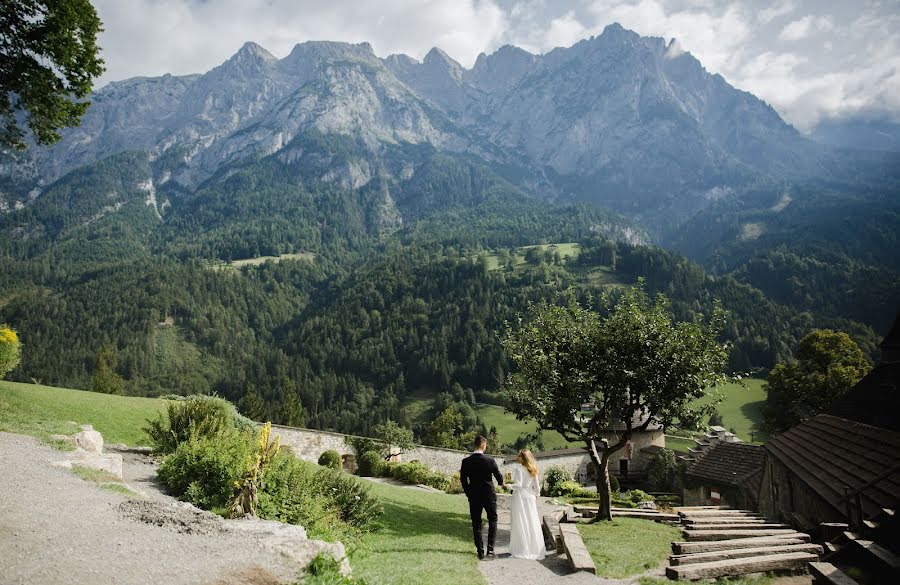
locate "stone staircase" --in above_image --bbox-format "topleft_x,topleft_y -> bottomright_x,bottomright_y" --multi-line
665,506 -> 822,580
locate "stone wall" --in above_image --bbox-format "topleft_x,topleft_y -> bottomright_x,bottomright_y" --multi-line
269,424 -> 502,476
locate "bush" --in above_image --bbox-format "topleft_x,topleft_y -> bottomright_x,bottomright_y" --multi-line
544,465 -> 573,496
555,480 -> 594,498
391,461 -> 431,485
626,489 -> 654,503
314,467 -> 383,533
447,472 -> 464,494
647,448 -> 677,491
609,472 -> 620,493
144,394 -> 253,454
318,450 -> 342,469
303,554 -> 365,585
357,451 -> 384,477
157,429 -> 253,510
0,325 -> 22,379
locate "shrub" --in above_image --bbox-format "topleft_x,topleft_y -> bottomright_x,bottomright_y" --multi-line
647,448 -> 677,491
544,465 -> 573,496
318,450 -> 342,469
157,429 -> 253,510
144,394 -> 252,454
447,472 -> 464,494
302,554 -> 365,585
357,451 -> 384,477
555,480 -> 593,498
609,472 -> 620,493
257,450 -> 348,542
391,461 -> 432,485
0,325 -> 22,379
626,489 -> 654,503
314,467 -> 383,533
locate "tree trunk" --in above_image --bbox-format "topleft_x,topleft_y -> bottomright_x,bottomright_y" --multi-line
588,438 -> 613,522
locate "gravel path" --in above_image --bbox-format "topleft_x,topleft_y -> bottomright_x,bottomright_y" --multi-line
0,432 -> 302,585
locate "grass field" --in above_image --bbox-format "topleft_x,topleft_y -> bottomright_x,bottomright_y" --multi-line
475,378 -> 769,452
207,252 -> 316,272
352,483 -> 484,585
577,517 -> 681,578
0,381 -> 167,445
475,403 -> 578,450
482,242 -> 581,271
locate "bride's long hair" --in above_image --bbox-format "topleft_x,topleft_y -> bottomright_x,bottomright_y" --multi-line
517,449 -> 539,477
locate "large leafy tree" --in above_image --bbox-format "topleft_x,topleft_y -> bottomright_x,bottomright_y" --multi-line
372,420 -> 415,460
1,0 -> 105,148
764,329 -> 870,433
502,284 -> 728,521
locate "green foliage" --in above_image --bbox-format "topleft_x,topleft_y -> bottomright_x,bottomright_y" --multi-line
92,343 -> 125,395
230,422 -> 281,518
144,394 -> 251,454
0,325 -> 22,378
608,471 -> 620,493
625,489 -> 654,503
388,461 -> 451,491
544,465 -> 573,496
318,449 -> 342,469
277,377 -> 305,427
764,329 -> 871,432
0,0 -> 105,148
423,407 -> 474,450
301,554 -> 367,585
239,384 -> 267,421
708,409 -> 723,427
447,472 -> 464,494
157,429 -> 253,509
647,449 -> 677,491
372,420 -> 415,457
555,481 -> 593,498
357,451 -> 384,477
313,467 -> 383,533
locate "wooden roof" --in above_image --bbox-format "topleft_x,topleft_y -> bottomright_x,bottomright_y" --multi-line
765,415 -> 900,519
685,441 -> 765,487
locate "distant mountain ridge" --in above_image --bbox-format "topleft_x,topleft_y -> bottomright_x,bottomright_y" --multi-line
7,23 -> 886,235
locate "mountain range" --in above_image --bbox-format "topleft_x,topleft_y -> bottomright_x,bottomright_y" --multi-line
1,24 -> 898,432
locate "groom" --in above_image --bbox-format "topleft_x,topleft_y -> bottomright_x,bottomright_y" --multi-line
460,435 -> 504,560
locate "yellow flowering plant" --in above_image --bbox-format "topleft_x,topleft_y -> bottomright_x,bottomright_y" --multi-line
0,325 -> 22,379
230,422 -> 281,518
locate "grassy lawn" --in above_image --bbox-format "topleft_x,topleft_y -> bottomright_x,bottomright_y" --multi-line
482,242 -> 581,272
352,482 -> 484,585
0,380 -> 167,445
705,378 -> 768,443
577,517 -> 681,578
475,403 -> 578,450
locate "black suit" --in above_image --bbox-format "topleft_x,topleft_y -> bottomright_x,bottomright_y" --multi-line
460,452 -> 504,554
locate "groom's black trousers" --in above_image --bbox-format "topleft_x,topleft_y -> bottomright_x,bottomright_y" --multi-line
468,496 -> 498,552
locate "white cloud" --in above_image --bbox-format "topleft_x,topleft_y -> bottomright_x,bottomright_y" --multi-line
757,0 -> 797,25
778,15 -> 834,42
93,0 -> 507,85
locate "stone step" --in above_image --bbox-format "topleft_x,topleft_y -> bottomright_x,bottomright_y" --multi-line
679,510 -> 757,518
683,528 -> 800,541
669,543 -> 823,566
665,551 -> 819,580
612,510 -> 680,522
852,539 -> 900,570
675,506 -> 732,512
673,534 -> 810,555
542,513 -> 563,551
683,517 -> 768,524
686,523 -> 792,531
559,523 -> 597,574
809,561 -> 860,585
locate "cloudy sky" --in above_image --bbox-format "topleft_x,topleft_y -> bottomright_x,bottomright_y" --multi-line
92,0 -> 900,132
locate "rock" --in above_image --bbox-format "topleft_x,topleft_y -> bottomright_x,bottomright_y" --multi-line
73,429 -> 104,453
69,452 -> 123,479
227,517 -> 351,576
637,500 -> 658,510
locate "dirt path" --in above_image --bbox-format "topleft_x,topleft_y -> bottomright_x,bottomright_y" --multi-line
0,432 -> 303,585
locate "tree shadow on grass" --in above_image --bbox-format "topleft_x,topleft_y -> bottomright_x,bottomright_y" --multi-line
375,495 -> 474,542
739,400 -> 769,442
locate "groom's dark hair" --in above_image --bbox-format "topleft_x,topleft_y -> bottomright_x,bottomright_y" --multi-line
474,435 -> 487,450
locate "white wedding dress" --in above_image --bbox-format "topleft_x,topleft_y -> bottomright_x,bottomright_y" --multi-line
508,463 -> 546,560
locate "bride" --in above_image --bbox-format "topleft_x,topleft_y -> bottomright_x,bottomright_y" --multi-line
507,449 -> 546,560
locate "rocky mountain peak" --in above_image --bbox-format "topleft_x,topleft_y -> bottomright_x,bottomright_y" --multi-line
423,47 -> 463,81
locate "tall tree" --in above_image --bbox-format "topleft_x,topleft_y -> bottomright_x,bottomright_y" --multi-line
92,343 -> 124,394
239,383 -> 267,422
502,284 -> 728,521
372,420 -> 415,460
276,377 -> 305,427
1,0 -> 105,148
764,329 -> 870,433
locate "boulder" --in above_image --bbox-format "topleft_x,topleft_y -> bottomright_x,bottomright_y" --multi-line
228,517 -> 351,575
69,452 -> 123,479
74,427 -> 104,453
